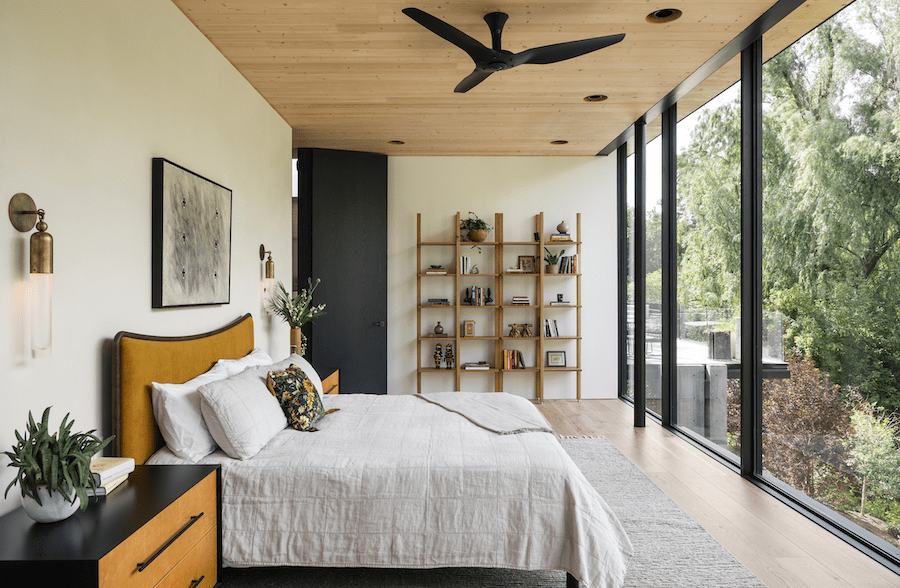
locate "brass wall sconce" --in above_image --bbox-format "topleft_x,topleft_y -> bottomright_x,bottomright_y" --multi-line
260,244 -> 274,314
9,193 -> 53,355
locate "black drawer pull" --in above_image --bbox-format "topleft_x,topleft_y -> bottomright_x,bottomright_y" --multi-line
136,512 -> 204,572
189,575 -> 206,588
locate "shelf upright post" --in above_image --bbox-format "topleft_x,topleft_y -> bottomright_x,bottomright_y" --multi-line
576,212 -> 582,401
495,213 -> 503,392
417,213 -> 422,394
537,212 -> 545,403
454,211 -> 462,391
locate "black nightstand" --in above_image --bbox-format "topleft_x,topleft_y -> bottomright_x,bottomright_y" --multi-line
0,465 -> 219,587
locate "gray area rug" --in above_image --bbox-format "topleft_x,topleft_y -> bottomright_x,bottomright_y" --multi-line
218,438 -> 765,587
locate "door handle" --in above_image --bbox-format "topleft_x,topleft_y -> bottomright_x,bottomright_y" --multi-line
373,321 -> 386,327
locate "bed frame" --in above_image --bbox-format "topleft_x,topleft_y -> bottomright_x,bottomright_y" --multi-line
111,314 -> 255,464
110,313 -> 581,588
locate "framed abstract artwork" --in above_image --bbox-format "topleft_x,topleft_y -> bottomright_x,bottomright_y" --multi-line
152,158 -> 232,308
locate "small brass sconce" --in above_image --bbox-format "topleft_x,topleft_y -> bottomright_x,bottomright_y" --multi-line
260,244 -> 274,314
9,193 -> 53,355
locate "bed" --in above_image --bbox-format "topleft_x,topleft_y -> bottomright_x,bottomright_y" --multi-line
112,314 -> 633,588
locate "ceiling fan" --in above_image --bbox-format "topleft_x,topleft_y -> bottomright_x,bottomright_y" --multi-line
402,7 -> 625,93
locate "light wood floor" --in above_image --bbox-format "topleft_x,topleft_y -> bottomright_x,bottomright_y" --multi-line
536,399 -> 900,588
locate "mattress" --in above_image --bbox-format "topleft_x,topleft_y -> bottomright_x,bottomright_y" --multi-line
147,392 -> 633,588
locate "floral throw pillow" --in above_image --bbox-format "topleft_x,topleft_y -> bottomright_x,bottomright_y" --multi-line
266,364 -> 325,431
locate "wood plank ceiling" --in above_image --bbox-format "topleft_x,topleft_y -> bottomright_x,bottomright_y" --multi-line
172,0 -> 852,156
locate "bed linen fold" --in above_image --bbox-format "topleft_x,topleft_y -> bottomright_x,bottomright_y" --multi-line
414,391 -> 556,435
147,392 -> 633,588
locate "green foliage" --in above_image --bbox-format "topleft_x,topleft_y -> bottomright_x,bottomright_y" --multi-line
3,407 -> 113,510
543,247 -> 566,265
845,397 -> 900,515
678,0 -> 900,414
459,211 -> 492,232
268,279 -> 326,329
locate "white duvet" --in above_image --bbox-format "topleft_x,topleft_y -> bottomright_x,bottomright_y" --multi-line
147,392 -> 633,588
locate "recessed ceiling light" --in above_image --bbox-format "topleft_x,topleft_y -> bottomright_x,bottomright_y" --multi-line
550,140 -> 569,145
584,94 -> 608,102
388,140 -> 405,145
646,8 -> 683,24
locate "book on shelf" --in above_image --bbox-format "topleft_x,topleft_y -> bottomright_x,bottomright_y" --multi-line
425,298 -> 450,306
463,362 -> 491,370
425,269 -> 448,275
553,319 -> 560,337
506,267 -> 525,273
89,456 -> 135,486
549,300 -> 571,306
557,254 -> 578,274
549,233 -> 573,242
503,349 -> 526,369
87,472 -> 129,497
511,296 -> 530,305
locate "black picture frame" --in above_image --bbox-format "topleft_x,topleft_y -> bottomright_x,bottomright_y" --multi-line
152,158 -> 232,308
546,351 -> 566,367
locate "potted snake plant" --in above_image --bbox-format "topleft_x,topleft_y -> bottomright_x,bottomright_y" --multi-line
4,407 -> 113,522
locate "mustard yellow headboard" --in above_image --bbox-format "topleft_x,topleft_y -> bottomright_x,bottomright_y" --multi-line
111,314 -> 254,464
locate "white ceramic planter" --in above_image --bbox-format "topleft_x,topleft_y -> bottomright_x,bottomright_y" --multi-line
21,486 -> 80,523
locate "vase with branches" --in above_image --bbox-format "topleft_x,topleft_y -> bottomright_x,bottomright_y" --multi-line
268,278 -> 327,355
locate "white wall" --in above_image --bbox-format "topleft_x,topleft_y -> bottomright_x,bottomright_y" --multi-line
388,157 -> 618,400
0,0 -> 292,516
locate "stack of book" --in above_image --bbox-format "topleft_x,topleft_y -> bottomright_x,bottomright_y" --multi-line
549,232 -> 573,242
549,299 -> 571,306
558,254 -> 578,274
462,362 -> 491,370
544,318 -> 561,337
425,298 -> 450,306
503,349 -> 526,369
88,456 -> 135,497
425,266 -> 448,275
506,267 -> 525,273
511,296 -> 530,306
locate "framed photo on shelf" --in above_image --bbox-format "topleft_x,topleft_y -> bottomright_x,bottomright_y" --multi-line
546,351 -> 566,367
518,255 -> 536,274
463,320 -> 476,337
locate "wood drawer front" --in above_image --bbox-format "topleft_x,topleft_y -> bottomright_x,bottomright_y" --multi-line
99,472 -> 216,588
156,526 -> 217,588
323,369 -> 339,395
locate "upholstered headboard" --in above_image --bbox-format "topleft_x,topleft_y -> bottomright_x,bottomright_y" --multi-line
111,314 -> 255,464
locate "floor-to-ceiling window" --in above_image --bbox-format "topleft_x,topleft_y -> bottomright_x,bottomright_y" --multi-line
624,149 -> 636,402
761,0 -> 900,556
674,82 -> 742,457
618,0 -> 900,568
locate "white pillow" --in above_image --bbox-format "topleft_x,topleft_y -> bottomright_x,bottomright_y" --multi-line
215,347 -> 274,377
151,362 -> 230,463
199,363 -> 288,460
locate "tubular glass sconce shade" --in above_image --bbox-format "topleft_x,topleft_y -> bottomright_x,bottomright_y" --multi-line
9,193 -> 53,355
260,244 -> 274,314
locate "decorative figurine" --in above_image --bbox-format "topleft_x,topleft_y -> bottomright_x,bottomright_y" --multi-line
434,344 -> 443,368
509,324 -> 521,338
444,343 -> 454,369
464,287 -> 472,305
522,324 -> 533,337
484,288 -> 493,305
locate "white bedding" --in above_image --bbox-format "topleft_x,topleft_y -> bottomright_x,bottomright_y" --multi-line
147,393 -> 633,588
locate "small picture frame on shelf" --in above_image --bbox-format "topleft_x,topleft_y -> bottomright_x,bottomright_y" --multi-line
463,320 -> 475,337
518,255 -> 536,274
546,351 -> 566,367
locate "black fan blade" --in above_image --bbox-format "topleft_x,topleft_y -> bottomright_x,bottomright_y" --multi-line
403,8 -> 494,65
510,34 -> 625,67
454,69 -> 493,93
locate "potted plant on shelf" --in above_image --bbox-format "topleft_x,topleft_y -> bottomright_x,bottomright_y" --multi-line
4,407 -> 113,523
459,211 -> 492,243
544,247 -> 566,274
269,278 -> 327,355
